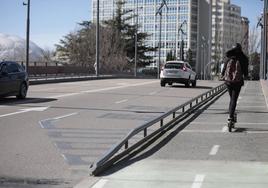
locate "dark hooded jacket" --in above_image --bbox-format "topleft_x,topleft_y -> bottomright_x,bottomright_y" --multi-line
221,46 -> 249,86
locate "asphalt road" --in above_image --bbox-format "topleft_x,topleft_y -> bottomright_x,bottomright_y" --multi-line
95,81 -> 268,188
0,79 -> 220,188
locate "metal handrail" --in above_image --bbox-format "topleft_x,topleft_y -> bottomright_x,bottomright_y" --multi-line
91,83 -> 227,175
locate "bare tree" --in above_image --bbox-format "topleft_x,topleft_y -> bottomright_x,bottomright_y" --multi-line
41,48 -> 55,63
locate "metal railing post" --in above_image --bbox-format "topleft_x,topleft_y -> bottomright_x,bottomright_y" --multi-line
144,128 -> 147,137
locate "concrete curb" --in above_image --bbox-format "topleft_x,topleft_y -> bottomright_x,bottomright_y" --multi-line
29,75 -> 157,85
29,75 -> 118,85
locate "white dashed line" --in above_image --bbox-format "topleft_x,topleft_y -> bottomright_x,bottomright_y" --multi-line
149,91 -> 158,95
53,112 -> 78,120
209,145 -> 220,155
115,99 -> 128,104
51,80 -> 158,98
51,93 -> 80,98
191,174 -> 205,188
0,107 -> 49,118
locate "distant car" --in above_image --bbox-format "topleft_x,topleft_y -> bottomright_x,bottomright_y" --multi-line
0,61 -> 29,99
160,61 -> 197,87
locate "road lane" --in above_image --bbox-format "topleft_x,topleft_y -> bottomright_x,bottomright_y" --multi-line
96,81 -> 268,188
0,79 -> 221,187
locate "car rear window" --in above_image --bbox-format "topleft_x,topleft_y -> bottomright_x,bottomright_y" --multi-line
164,63 -> 183,69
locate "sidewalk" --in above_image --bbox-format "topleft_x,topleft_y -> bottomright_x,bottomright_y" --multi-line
80,81 -> 268,188
261,79 -> 268,108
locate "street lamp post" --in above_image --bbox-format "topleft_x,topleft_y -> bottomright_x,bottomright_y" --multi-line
204,62 -> 213,80
265,0 -> 268,79
200,44 -> 204,80
156,0 -> 167,79
260,0 -> 268,79
134,1 -> 142,77
201,36 -> 209,80
96,0 -> 100,77
178,20 -> 187,61
23,0 -> 30,73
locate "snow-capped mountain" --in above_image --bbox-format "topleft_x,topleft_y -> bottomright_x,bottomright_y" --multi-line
0,33 -> 44,62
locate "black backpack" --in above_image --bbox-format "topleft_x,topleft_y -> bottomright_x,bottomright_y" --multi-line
224,58 -> 243,83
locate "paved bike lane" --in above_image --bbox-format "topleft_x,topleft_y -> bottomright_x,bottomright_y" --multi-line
84,81 -> 268,188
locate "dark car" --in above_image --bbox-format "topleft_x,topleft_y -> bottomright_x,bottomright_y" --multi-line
0,61 -> 29,99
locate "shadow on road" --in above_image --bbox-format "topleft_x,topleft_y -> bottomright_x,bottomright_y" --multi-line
170,85 -> 213,89
0,97 -> 57,106
234,127 -> 268,133
100,89 -> 225,176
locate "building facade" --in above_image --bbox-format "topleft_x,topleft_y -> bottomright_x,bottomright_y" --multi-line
241,17 -> 249,55
211,0 -> 248,75
92,0 -> 211,77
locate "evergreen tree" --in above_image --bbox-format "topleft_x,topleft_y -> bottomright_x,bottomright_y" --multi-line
104,0 -> 156,67
166,50 -> 176,61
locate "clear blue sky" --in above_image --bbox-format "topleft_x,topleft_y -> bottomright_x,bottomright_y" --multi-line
0,0 -> 263,50
0,0 -> 91,49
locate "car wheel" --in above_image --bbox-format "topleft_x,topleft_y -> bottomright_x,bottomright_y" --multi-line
160,81 -> 166,87
16,83 -> 27,99
168,82 -> 172,86
192,79 -> 197,87
185,79 -> 190,87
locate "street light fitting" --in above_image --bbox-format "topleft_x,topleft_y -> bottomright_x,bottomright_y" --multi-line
156,0 -> 168,16
155,0 -> 168,79
178,20 -> 187,35
257,16 -> 264,28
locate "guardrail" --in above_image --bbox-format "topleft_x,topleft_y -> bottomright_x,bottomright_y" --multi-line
90,83 -> 227,175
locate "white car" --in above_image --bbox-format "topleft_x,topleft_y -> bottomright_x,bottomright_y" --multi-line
160,61 -> 197,87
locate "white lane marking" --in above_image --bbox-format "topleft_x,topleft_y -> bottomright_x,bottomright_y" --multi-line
91,179 -> 108,188
51,80 -> 158,98
191,174 -> 205,188
209,145 -> 220,155
53,113 -> 78,120
0,111 -> 29,118
222,126 -> 228,132
115,99 -> 128,104
246,131 -> 268,134
149,91 -> 158,95
0,107 -> 49,118
82,81 -> 158,94
51,93 -> 80,98
117,83 -> 128,86
192,122 -> 268,125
